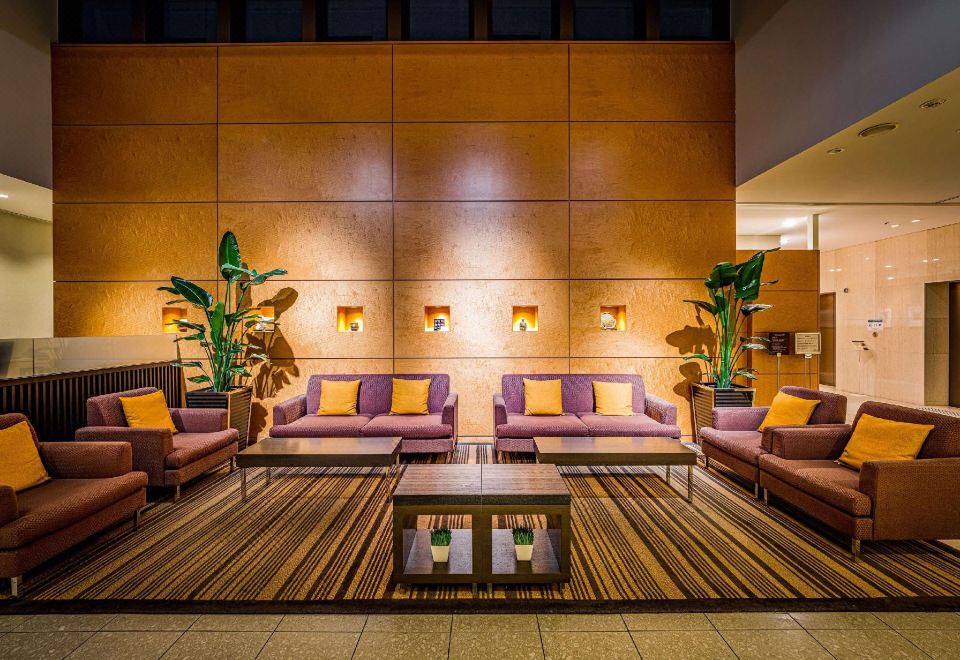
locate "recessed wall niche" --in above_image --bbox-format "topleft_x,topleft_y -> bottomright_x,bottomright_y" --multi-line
600,305 -> 627,331
162,306 -> 187,334
336,306 -> 364,332
512,306 -> 539,332
424,306 -> 451,332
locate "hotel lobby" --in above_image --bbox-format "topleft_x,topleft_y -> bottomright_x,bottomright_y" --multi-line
1,0 -> 960,657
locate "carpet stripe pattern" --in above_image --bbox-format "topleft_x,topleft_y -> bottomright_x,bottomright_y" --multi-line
25,444 -> 960,602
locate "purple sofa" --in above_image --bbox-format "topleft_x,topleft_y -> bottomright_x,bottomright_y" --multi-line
698,386 -> 847,497
493,374 -> 680,456
270,374 -> 458,454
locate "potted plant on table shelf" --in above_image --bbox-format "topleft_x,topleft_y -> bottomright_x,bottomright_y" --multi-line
513,526 -> 534,561
430,527 -> 452,563
161,231 -> 287,449
683,249 -> 778,434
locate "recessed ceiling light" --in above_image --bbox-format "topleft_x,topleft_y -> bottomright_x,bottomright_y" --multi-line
782,218 -> 799,228
920,98 -> 947,109
827,147 -> 844,155
933,258 -> 941,262
911,218 -> 921,223
858,122 -> 899,138
891,224 -> 901,228
887,276 -> 896,280
884,265 -> 893,268
922,259 -> 928,263
0,193 -> 8,199
865,257 -> 871,261
835,268 -> 842,272
780,236 -> 790,245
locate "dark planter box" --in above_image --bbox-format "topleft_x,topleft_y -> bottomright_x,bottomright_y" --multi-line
185,385 -> 253,450
691,382 -> 756,436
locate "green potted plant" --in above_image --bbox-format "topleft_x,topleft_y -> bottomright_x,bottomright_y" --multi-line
430,527 -> 452,563
683,249 -> 778,434
513,526 -> 534,561
160,231 -> 286,449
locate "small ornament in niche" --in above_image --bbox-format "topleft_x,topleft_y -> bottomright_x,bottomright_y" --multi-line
433,317 -> 445,332
350,321 -> 360,332
600,311 -> 617,331
518,318 -> 528,332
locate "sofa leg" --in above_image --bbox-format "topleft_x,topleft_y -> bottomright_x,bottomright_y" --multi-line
704,456 -> 710,470
134,508 -> 142,530
762,488 -> 769,505
753,482 -> 760,499
851,538 -> 861,560
229,456 -> 237,472
173,485 -> 181,503
10,576 -> 20,598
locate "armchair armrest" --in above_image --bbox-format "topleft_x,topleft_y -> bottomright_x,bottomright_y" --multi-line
75,426 -> 173,485
712,406 -> 768,431
493,393 -> 508,429
860,458 -> 960,539
441,392 -> 458,430
0,486 -> 17,527
170,408 -> 227,433
273,394 -> 307,426
40,442 -> 133,479
764,424 -> 852,460
644,394 -> 677,426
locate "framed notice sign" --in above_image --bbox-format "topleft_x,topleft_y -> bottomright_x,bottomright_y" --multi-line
767,332 -> 791,355
794,332 -> 821,356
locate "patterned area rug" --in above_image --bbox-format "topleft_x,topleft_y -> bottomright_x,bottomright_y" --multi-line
22,444 -> 960,604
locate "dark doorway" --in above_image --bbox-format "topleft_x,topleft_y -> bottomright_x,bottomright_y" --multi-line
819,293 -> 836,387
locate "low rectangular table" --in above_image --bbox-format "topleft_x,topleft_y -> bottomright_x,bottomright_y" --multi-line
236,436 -> 401,501
534,436 -> 697,502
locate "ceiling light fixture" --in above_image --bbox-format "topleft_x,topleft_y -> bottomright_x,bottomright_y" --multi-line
827,147 -> 844,155
0,193 -> 8,199
782,218 -> 799,228
891,224 -> 901,228
933,258 -> 941,262
884,265 -> 893,268
858,122 -> 899,138
887,276 -> 896,280
780,236 -> 790,245
920,98 -> 947,109
911,219 -> 921,223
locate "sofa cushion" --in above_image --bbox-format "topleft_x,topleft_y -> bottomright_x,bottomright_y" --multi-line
578,413 -> 680,438
164,431 -> 239,469
270,414 -> 372,438
497,413 -> 588,439
361,414 -> 452,439
0,473 -> 147,549
760,455 -> 871,516
700,428 -> 764,465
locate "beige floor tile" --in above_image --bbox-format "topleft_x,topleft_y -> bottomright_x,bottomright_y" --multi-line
789,612 -> 888,630
453,613 -> 539,632
706,612 -> 800,630
621,613 -> 713,631
189,614 -> 281,632
0,631 -> 92,659
719,630 -> 831,660
538,614 -> 626,631
363,613 -> 451,632
257,632 -> 359,660
630,630 -> 735,660
540,632 -> 639,659
104,614 -> 199,631
874,612 -> 960,630
901,629 -> 960,659
449,631 -> 543,660
810,629 -> 928,659
353,632 -> 450,660
69,631 -> 181,660
161,631 -> 270,659
0,616 -> 30,633
276,614 -> 367,632
11,614 -> 115,633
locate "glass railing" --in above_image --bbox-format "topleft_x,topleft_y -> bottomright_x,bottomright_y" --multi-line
0,336 -> 177,380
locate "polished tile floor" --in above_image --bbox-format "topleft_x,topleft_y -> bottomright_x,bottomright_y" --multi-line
2,611 -> 960,659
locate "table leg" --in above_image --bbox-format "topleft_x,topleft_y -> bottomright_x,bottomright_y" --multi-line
241,468 -> 247,502
665,465 -> 671,485
266,467 -> 272,486
687,464 -> 694,503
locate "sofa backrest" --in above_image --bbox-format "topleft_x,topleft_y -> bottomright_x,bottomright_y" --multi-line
780,386 -> 847,425
0,413 -> 39,448
86,387 -> 159,427
500,374 -> 645,415
305,374 -> 449,416
854,401 -> 960,459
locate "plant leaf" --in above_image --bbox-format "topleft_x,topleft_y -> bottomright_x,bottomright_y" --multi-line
740,336 -> 769,342
169,277 -> 213,308
704,261 -> 737,289
218,231 -> 241,280
683,299 -> 718,316
683,353 -> 714,362
172,361 -> 203,368
741,343 -> 768,351
741,303 -> 773,316
187,375 -> 212,384
734,248 -> 779,301
734,369 -> 758,380
175,320 -> 206,332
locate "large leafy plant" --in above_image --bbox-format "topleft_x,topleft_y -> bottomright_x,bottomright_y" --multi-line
683,249 -> 778,389
160,232 -> 287,392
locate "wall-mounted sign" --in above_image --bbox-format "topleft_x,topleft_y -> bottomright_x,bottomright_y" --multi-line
767,332 -> 791,355
794,332 -> 821,356
867,319 -> 884,330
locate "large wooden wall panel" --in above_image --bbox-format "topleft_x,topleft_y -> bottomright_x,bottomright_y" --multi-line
218,45 -> 392,123
218,124 -> 392,202
54,125 -> 217,203
393,44 -> 568,121
221,202 -> 393,280
52,46 -> 217,125
394,123 -> 569,201
570,43 -> 734,121
394,202 -> 569,280
54,204 -> 218,282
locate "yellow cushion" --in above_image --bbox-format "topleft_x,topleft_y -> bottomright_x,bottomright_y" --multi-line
317,379 -> 361,416
0,421 -> 50,492
757,391 -> 821,431
593,381 -> 633,416
524,378 -> 563,416
119,391 -> 177,434
390,378 -> 431,415
838,414 -> 933,471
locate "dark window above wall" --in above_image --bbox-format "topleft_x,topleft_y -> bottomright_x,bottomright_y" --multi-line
147,0 -> 219,42
322,0 -> 388,40
405,0 -> 472,40
659,0 -> 723,40
241,0 -> 304,42
574,0 -> 643,40
491,0 -> 558,40
60,0 -> 138,43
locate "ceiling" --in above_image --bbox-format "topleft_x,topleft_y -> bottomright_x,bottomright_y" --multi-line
0,172 -> 51,221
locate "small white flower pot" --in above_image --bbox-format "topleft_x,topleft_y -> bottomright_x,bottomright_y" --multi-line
515,543 -> 534,562
431,545 -> 450,563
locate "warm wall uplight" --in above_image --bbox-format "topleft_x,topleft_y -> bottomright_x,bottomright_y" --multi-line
162,306 -> 187,334
337,306 -> 364,332
424,306 -> 451,332
600,305 -> 627,331
512,306 -> 539,332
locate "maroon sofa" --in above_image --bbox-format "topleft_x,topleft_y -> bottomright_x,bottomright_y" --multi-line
1,413 -> 147,598
759,401 -> 960,557
270,374 -> 458,454
77,387 -> 239,501
698,386 -> 848,497
493,374 -> 680,456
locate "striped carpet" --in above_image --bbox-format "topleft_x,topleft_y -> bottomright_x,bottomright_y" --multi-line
23,444 -> 960,603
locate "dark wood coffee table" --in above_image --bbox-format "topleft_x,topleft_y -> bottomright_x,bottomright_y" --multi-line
534,436 -> 697,502
236,436 -> 401,501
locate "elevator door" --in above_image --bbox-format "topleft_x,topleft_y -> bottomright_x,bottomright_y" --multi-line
819,293 -> 836,387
